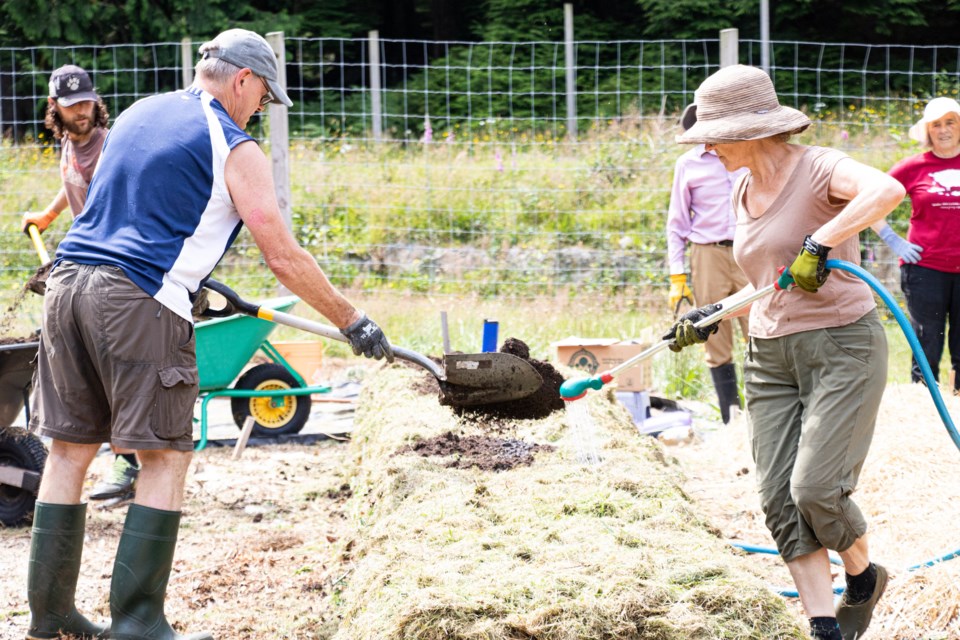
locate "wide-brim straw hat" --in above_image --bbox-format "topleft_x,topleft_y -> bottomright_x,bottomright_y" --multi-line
676,64 -> 811,144
908,96 -> 960,147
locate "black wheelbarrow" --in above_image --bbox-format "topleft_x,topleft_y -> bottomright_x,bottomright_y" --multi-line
0,338 -> 46,526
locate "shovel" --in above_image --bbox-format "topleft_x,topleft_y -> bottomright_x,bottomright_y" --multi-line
24,224 -> 52,296
202,280 -> 543,408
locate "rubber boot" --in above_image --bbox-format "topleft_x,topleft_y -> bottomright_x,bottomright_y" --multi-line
26,502 -> 108,639
709,362 -> 741,425
108,505 -> 214,640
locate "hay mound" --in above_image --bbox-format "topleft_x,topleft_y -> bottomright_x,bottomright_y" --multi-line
329,365 -> 806,639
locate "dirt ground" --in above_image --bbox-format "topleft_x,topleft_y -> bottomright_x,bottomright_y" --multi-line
0,438 -> 357,639
1,380 -> 959,639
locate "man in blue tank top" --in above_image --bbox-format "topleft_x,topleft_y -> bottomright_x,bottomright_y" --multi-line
24,29 -> 393,640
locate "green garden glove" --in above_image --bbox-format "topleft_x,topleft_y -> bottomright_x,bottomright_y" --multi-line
789,235 -> 832,292
662,303 -> 722,352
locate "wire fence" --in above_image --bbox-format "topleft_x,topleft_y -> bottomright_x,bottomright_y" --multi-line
0,34 -> 951,310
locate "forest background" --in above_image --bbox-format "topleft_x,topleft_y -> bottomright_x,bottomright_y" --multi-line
2,0 -> 957,47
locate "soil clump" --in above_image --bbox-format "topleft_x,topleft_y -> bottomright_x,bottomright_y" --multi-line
397,430 -> 554,471
0,330 -> 40,346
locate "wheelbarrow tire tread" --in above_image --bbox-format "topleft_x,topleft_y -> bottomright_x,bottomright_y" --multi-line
230,363 -> 311,438
0,427 -> 47,527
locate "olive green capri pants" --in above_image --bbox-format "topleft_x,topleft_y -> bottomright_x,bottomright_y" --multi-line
744,309 -> 887,562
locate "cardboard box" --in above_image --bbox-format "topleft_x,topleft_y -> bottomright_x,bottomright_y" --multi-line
552,333 -> 654,392
270,340 -> 325,385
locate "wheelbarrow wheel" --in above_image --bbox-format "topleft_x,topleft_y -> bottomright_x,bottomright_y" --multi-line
0,427 -> 47,526
230,363 -> 312,438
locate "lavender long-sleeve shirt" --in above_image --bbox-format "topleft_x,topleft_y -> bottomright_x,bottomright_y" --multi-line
666,145 -> 748,275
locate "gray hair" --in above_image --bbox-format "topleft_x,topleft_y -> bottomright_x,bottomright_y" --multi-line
195,43 -> 243,86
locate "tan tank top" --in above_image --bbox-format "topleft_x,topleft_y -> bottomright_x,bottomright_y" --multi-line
732,146 -> 875,338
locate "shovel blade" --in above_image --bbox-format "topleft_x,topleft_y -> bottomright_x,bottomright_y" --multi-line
25,262 -> 52,296
439,352 -> 543,407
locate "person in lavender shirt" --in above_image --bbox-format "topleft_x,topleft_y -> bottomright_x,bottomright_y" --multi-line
665,104 -> 750,423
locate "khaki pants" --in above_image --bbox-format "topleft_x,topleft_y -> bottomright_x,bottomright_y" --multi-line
690,243 -> 749,368
744,309 -> 887,562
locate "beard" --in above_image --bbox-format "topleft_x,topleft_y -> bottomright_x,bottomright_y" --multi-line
60,106 -> 96,137
62,114 -> 95,137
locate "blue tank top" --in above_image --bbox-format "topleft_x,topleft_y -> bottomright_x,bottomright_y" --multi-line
56,87 -> 254,320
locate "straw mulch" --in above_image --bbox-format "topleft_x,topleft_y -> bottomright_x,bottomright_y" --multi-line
329,365 -> 807,639
670,382 -> 960,640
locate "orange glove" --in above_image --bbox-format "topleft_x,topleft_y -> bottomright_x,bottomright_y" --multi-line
21,209 -> 59,233
668,273 -> 694,314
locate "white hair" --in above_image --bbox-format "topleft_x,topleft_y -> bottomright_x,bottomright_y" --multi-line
195,43 -> 243,86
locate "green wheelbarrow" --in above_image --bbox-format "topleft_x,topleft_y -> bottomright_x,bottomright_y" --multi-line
194,295 -> 331,451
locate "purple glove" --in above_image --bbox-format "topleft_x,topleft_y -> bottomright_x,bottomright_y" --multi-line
878,226 -> 922,264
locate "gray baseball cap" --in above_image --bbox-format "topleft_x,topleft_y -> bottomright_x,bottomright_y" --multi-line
199,29 -> 292,107
49,65 -> 99,107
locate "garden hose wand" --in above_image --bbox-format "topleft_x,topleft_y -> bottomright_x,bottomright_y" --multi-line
559,268 -> 796,401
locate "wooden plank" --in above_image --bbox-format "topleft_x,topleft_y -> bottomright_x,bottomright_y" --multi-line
232,416 -> 257,460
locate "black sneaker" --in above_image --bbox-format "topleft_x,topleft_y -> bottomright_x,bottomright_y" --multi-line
89,455 -> 139,500
836,564 -> 889,640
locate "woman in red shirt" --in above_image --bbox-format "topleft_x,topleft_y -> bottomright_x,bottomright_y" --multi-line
889,97 -> 960,390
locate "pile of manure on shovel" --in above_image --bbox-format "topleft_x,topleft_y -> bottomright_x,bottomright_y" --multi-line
413,337 -> 566,422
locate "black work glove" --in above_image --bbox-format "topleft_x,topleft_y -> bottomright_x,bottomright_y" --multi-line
341,313 -> 395,362
662,303 -> 723,353
789,235 -> 832,293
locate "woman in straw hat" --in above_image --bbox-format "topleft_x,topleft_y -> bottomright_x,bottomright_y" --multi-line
889,96 -> 960,394
665,64 -> 905,640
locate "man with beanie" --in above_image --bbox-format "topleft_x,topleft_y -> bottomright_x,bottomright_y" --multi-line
24,29 -> 394,640
665,103 -> 749,423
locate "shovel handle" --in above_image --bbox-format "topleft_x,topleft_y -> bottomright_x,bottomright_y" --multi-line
27,225 -> 51,264
203,279 -> 444,379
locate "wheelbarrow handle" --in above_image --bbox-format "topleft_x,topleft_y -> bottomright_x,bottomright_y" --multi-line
202,279 -> 445,379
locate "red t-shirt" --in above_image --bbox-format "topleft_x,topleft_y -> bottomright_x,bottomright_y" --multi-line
888,151 -> 960,273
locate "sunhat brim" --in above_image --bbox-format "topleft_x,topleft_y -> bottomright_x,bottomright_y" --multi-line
909,98 -> 960,147
676,104 -> 811,144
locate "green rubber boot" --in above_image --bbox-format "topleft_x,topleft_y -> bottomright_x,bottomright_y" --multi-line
26,502 -> 108,639
108,505 -> 213,640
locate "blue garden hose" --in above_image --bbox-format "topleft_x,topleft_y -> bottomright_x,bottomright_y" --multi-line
734,258 -> 960,597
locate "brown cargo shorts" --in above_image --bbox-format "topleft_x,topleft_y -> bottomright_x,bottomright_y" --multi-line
30,262 -> 198,451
